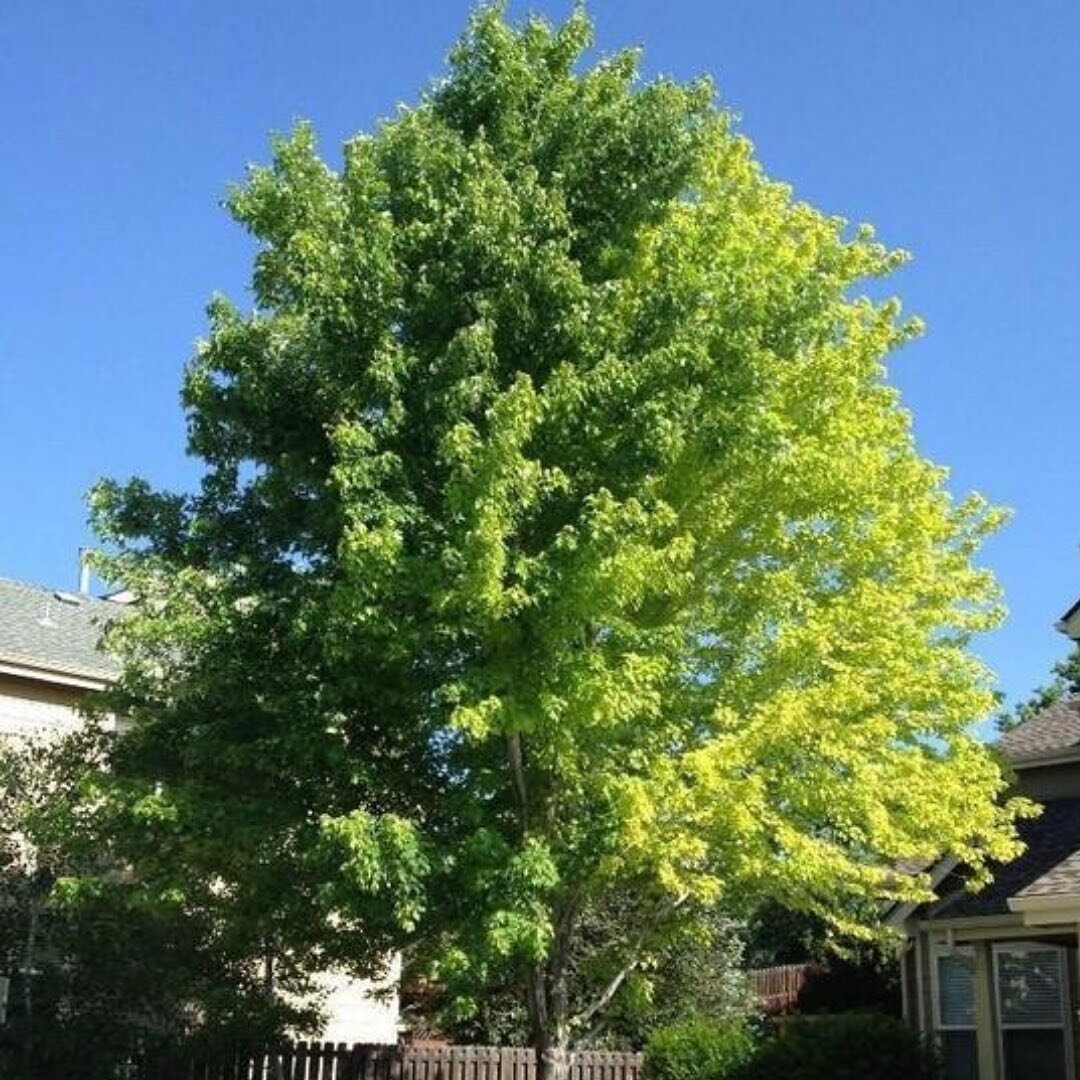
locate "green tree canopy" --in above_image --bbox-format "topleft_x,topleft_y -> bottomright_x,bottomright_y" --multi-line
87,5 -> 1025,1068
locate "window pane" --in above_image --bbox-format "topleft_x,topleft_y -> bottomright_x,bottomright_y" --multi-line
997,949 -> 1064,1027
1002,1029 -> 1066,1080
939,951 -> 976,1027
942,1030 -> 979,1080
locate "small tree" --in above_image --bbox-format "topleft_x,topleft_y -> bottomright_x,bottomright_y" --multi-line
410,899 -> 751,1049
997,646 -> 1080,732
0,733 -> 316,1079
0,731 -> 102,1077
89,6 -> 1025,1076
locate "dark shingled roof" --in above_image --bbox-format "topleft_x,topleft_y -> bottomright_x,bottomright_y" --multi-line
926,798 -> 1080,919
0,577 -> 122,682
997,698 -> 1080,763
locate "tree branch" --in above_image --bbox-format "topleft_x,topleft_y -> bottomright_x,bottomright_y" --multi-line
567,891 -> 690,1036
570,956 -> 638,1034
506,732 -> 529,833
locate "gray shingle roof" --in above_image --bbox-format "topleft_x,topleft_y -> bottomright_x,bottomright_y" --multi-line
926,799 -> 1080,919
997,698 -> 1080,763
1016,845 -> 1080,900
0,577 -> 122,682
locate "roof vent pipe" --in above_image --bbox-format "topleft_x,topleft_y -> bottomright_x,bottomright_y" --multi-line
78,548 -> 92,596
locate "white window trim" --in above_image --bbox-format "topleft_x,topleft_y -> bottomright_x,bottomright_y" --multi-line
931,943 -> 977,1032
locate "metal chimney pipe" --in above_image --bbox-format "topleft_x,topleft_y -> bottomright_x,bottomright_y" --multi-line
78,548 -> 92,595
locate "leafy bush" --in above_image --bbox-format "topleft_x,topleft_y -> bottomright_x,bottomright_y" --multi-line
645,1016 -> 756,1080
743,1013 -> 940,1080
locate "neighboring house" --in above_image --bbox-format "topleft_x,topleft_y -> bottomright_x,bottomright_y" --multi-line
0,576 -> 123,737
888,596 -> 1080,1080
0,573 -> 400,1044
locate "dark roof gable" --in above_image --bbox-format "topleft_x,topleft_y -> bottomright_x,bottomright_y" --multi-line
927,798 -> 1080,919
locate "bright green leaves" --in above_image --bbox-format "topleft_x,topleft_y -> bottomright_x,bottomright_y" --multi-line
228,122 -> 347,316
434,5 -> 714,275
318,811 -> 429,933
441,371 -> 556,624
428,829 -> 560,1016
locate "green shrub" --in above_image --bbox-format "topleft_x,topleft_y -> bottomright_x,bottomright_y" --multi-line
743,1013 -> 940,1080
645,1016 -> 756,1080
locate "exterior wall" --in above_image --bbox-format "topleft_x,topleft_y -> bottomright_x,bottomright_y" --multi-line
901,939 -> 918,1027
1015,761 -> 1080,802
315,955 -> 402,1044
914,924 -> 1080,1079
972,941 -> 999,1080
0,673 -> 85,738
1068,941 -> 1080,1074
917,928 -> 933,1032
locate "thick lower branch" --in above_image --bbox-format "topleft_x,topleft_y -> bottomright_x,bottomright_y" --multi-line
570,958 -> 637,1034
568,890 -> 690,1035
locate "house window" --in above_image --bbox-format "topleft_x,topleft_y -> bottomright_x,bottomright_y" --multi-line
935,946 -> 979,1080
994,944 -> 1070,1080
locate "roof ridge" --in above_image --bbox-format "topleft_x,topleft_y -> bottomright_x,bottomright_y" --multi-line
0,574 -> 119,606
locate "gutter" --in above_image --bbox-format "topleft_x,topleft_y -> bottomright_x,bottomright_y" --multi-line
1055,597 -> 1080,641
882,856 -> 960,928
0,656 -> 112,692
1008,747 -> 1080,771
1007,893 -> 1080,926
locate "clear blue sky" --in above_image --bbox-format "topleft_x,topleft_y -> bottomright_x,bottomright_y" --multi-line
2,1 -> 1078,718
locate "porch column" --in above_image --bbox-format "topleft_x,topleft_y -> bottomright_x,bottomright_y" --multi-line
898,940 -> 911,1027
973,941 -> 999,1080
1075,924 -> 1080,1072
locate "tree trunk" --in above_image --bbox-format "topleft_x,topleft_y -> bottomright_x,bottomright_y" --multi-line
535,1034 -> 569,1080
528,964 -> 570,1080
263,945 -> 286,1080
510,734 -> 569,1080
21,895 -> 39,1080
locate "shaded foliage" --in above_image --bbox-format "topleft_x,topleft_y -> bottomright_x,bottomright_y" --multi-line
744,901 -> 899,1015
741,1014 -> 940,1080
412,904 -> 752,1049
0,734 -> 317,1080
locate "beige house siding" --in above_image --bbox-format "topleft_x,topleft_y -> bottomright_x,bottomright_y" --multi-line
1015,761 -> 1080,802
0,673 -> 85,738
315,955 -> 402,1044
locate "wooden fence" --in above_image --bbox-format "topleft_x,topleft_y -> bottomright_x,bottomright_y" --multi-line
155,1043 -> 644,1080
748,963 -> 816,1015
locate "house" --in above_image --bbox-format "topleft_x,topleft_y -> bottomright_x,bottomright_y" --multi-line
888,597 -> 1080,1080
0,576 -> 124,737
0,573 -> 400,1044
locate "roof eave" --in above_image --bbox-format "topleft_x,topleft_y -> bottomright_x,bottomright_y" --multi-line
1056,598 -> 1080,641
1008,893 -> 1080,925
917,913 -> 1026,932
0,656 -> 112,692
882,856 -> 960,928
1007,745 -> 1080,770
